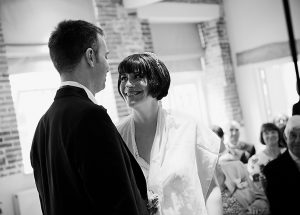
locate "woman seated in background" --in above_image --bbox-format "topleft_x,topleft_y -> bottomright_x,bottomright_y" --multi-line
247,123 -> 283,191
273,114 -> 289,149
221,121 -> 256,163
215,160 -> 269,215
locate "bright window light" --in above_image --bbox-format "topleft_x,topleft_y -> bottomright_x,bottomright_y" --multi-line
9,62 -> 118,174
9,69 -> 60,174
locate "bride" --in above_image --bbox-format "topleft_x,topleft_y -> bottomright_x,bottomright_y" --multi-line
117,53 -> 222,215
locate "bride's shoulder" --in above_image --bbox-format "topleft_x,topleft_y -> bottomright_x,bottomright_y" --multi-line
116,115 -> 132,132
165,108 -> 198,125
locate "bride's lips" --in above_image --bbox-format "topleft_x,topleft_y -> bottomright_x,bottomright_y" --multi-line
125,90 -> 142,96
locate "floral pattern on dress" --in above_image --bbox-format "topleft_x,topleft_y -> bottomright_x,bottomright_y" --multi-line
222,189 -> 244,215
247,151 -> 278,191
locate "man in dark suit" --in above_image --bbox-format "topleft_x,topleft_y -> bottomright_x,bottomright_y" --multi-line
30,20 -> 149,215
263,115 -> 300,215
292,99 -> 300,115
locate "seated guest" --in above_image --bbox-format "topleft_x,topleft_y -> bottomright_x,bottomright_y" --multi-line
263,115 -> 300,215
273,113 -> 289,148
215,160 -> 269,215
273,114 -> 289,129
223,121 -> 255,163
211,125 -> 226,154
247,123 -> 283,191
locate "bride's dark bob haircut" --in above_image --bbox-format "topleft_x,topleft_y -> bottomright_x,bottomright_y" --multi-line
117,53 -> 170,100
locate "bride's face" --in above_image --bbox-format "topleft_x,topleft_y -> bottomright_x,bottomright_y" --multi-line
119,71 -> 152,108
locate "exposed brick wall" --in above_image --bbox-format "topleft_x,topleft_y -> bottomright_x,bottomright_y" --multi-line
141,20 -> 154,52
198,17 -> 243,126
93,0 -> 154,120
0,21 -> 23,177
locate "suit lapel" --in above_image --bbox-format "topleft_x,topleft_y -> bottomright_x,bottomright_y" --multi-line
55,86 -> 148,200
121,133 -> 148,200
282,151 -> 300,181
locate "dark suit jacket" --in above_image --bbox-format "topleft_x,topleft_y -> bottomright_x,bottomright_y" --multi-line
292,100 -> 300,115
263,150 -> 300,215
239,141 -> 256,164
30,86 -> 149,215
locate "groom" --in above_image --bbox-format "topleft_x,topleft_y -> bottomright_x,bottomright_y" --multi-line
30,20 -> 149,215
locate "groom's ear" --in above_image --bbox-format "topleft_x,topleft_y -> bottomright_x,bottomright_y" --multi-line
85,48 -> 95,68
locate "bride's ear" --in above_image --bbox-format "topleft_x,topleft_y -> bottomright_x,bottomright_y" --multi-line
85,48 -> 95,67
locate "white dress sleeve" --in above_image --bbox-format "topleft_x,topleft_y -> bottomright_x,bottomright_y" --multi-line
195,121 -> 220,199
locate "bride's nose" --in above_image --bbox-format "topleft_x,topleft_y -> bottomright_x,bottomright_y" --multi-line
125,77 -> 136,87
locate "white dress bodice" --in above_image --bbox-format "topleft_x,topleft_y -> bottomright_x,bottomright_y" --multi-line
117,105 -> 220,215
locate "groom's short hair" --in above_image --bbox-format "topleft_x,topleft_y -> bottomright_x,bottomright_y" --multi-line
48,20 -> 104,74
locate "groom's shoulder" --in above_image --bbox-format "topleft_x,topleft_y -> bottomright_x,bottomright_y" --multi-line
82,103 -> 110,119
55,97 -> 107,114
73,105 -> 117,134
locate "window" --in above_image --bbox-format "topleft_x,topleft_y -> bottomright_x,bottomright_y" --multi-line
10,64 -> 60,174
9,60 -> 118,174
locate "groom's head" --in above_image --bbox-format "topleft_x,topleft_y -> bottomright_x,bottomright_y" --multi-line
48,20 -> 110,93
48,20 -> 104,74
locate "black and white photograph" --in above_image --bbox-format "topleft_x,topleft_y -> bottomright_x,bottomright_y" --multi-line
0,0 -> 299,215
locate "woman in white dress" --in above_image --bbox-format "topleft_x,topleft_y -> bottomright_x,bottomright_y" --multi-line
116,53 -> 222,215
247,123 -> 283,191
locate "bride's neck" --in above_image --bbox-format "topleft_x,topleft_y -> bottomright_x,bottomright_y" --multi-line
133,100 -> 159,127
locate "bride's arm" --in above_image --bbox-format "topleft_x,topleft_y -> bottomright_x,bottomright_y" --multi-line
206,178 -> 223,215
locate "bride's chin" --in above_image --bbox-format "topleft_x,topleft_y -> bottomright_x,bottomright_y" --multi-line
127,100 -> 145,109
125,99 -> 138,107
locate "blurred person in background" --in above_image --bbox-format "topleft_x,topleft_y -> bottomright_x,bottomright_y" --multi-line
215,160 -> 269,215
222,121 -> 255,163
211,125 -> 226,154
247,123 -> 283,192
273,113 -> 289,148
273,114 -> 288,129
263,115 -> 300,215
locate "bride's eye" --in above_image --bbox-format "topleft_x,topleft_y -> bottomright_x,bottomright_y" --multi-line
120,75 -> 128,82
134,72 -> 143,79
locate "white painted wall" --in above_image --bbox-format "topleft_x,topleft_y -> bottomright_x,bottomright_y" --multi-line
0,174 -> 36,215
224,0 -> 300,53
224,0 -> 300,147
0,0 -> 96,44
150,23 -> 203,57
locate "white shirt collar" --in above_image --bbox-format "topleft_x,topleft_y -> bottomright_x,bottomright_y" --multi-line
60,81 -> 98,104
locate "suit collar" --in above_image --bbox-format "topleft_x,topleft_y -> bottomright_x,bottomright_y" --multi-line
60,81 -> 98,104
281,150 -> 300,172
55,86 -> 93,103
288,150 -> 300,172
